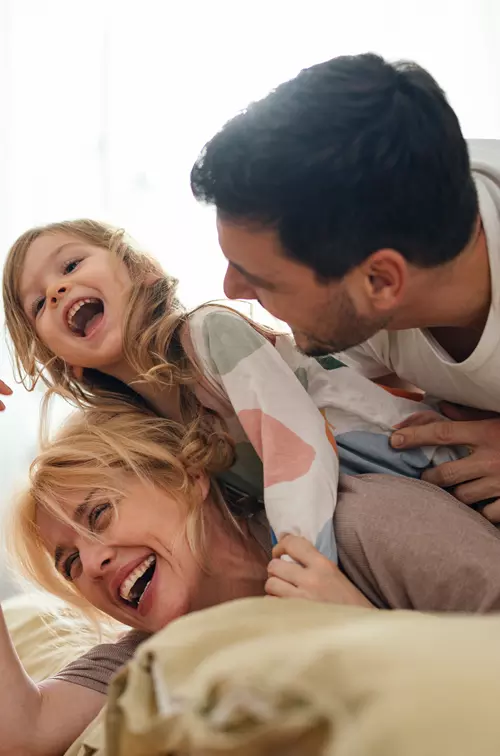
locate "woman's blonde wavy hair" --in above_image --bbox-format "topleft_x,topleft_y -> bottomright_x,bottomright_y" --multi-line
7,402 -> 236,622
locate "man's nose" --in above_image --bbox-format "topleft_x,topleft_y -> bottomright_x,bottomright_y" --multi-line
223,265 -> 256,300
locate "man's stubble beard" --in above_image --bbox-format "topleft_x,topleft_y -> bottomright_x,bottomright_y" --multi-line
294,288 -> 390,358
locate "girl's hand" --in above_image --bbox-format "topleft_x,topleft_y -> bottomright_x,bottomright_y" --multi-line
0,381 -> 12,411
266,534 -> 373,608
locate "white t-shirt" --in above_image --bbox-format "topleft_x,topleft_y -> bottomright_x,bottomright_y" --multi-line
341,139 -> 500,412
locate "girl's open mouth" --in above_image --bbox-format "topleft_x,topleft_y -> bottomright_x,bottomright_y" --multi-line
67,298 -> 104,337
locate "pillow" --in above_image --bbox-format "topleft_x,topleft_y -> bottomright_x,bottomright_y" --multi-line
3,592 -> 119,682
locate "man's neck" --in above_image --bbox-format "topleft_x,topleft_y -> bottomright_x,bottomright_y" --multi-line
394,223 -> 491,361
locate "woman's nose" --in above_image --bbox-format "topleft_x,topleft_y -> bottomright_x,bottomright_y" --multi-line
79,540 -> 116,580
48,281 -> 72,308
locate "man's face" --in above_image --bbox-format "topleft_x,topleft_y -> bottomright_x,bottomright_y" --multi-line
218,218 -> 388,355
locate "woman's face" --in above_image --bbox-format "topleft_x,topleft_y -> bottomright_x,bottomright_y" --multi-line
18,231 -> 131,374
37,474 -> 210,633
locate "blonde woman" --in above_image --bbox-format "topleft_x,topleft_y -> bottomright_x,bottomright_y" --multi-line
3,403 -> 500,755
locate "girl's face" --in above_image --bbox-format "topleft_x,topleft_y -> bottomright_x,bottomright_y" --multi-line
19,231 -> 132,374
36,475 -> 210,633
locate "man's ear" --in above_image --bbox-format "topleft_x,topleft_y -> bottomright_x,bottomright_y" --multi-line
358,248 -> 408,312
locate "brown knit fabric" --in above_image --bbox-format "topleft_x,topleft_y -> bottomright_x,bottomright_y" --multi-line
52,473 -> 500,693
336,474 -> 500,613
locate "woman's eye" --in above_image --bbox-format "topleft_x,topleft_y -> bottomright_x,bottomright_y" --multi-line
32,297 -> 46,318
88,502 -> 112,533
63,259 -> 82,274
63,553 -> 81,582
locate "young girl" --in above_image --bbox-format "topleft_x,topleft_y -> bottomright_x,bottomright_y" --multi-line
3,219 -> 461,562
4,403 -> 500,756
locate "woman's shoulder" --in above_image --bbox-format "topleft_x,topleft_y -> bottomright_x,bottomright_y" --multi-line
52,629 -> 150,695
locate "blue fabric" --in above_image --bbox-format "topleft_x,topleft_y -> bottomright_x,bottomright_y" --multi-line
336,430 -> 431,478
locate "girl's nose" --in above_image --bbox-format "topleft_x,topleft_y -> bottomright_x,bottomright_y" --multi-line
48,282 -> 72,308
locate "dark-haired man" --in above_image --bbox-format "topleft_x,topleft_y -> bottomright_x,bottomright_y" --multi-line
191,54 -> 500,519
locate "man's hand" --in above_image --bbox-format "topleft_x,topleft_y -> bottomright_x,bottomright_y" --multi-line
391,403 -> 500,522
0,381 -> 12,411
265,534 -> 373,608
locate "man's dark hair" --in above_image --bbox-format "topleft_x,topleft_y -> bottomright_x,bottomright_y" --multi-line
191,53 -> 478,279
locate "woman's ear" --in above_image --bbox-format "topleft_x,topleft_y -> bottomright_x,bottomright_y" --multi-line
195,473 -> 211,502
145,271 -> 161,286
70,365 -> 84,380
144,261 -> 163,286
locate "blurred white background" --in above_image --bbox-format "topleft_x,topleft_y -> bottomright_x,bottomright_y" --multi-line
0,0 -> 499,596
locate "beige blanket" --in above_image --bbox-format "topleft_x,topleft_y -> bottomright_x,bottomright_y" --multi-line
66,596 -> 500,756
4,592 -> 119,681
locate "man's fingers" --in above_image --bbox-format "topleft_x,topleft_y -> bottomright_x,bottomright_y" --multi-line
391,419 -> 488,449
267,557 -> 305,587
0,401 -> 5,412
438,401 -> 498,422
482,498 -> 500,523
265,576 -> 298,598
272,534 -> 322,567
422,453 -> 496,488
393,411 -> 441,430
0,381 -> 12,396
453,478 -> 500,507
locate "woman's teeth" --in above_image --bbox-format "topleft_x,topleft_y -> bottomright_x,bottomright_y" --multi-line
119,555 -> 156,605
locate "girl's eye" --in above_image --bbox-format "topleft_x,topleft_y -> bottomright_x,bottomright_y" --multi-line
63,259 -> 82,275
32,296 -> 46,318
88,502 -> 112,533
63,552 -> 81,582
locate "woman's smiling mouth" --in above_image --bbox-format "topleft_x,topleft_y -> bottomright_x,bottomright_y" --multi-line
118,554 -> 157,609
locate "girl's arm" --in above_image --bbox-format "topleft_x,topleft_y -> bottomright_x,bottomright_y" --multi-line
187,307 -> 340,561
0,605 -> 105,755
266,534 -> 374,608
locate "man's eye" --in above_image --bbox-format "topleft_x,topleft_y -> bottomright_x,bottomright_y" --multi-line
63,259 -> 82,274
63,553 -> 81,581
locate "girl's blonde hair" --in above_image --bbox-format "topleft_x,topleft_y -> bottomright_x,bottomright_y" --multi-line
3,218 -> 192,412
8,402 -> 235,620
3,218 -> 274,438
